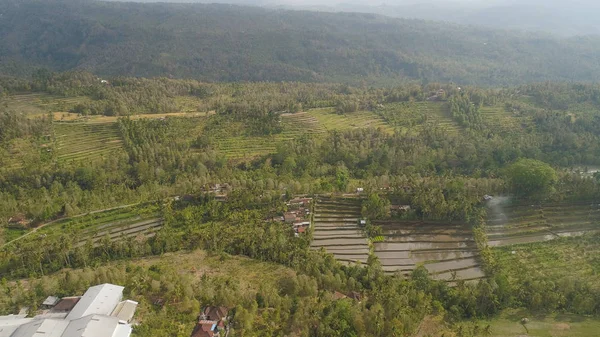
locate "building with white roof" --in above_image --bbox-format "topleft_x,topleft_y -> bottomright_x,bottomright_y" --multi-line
0,284 -> 137,337
66,284 -> 124,320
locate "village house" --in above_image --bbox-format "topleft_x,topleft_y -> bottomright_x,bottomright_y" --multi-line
190,306 -> 229,337
286,197 -> 311,209
8,214 -> 29,228
390,204 -> 411,216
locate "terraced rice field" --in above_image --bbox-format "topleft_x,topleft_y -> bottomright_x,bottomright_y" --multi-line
5,93 -> 89,117
308,108 -> 394,134
415,102 -> 461,134
54,122 -> 124,163
486,200 -> 600,247
310,197 -> 370,264
37,204 -> 163,247
377,102 -> 461,135
374,221 -> 485,283
212,112 -> 326,159
480,106 -> 531,134
493,234 -> 600,292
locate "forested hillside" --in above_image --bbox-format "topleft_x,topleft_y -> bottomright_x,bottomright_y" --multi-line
3,0 -> 600,84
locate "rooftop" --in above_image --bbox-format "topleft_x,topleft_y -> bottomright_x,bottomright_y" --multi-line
66,284 -> 124,320
0,284 -> 135,337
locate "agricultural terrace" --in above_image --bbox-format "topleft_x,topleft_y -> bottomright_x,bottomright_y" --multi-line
308,108 -> 394,134
4,93 -> 90,118
374,221 -> 485,283
310,197 -> 369,265
201,111 -> 323,160
54,122 -> 125,163
479,105 -> 532,134
486,201 -> 600,247
32,203 -> 163,247
494,234 -> 600,295
375,102 -> 461,135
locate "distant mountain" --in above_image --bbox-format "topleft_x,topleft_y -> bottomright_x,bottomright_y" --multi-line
309,0 -> 600,37
2,0 -> 600,85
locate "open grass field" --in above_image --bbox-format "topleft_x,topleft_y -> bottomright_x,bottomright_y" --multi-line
473,309 -> 600,337
53,122 -> 125,163
135,249 -> 296,291
373,221 -> 485,283
493,234 -> 600,291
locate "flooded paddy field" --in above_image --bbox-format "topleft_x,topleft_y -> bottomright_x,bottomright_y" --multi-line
310,197 -> 369,264
373,221 -> 485,283
486,200 -> 600,247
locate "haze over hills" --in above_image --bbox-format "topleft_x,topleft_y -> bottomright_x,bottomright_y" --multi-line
104,0 -> 600,37
2,0 -> 600,85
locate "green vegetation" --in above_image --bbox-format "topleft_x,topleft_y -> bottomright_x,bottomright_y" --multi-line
4,1 -> 600,85
493,235 -> 600,313
54,122 -> 124,163
4,72 -> 600,336
505,159 -> 558,198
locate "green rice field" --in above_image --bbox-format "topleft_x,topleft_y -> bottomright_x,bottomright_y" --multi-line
54,122 -> 125,163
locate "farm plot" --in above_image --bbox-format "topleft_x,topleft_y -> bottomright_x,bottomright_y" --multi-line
373,221 -> 485,283
5,93 -> 89,118
493,233 -> 600,292
308,108 -> 394,134
486,201 -> 600,247
211,112 -> 326,160
376,102 -> 461,135
310,197 -> 370,264
479,106 -> 531,134
37,204 -> 163,247
54,122 -> 125,163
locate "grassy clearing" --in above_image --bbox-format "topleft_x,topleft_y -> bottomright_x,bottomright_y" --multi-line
494,234 -> 600,291
135,249 -> 295,291
474,308 -> 600,337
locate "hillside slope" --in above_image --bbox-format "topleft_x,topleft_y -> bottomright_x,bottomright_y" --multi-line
2,0 -> 600,84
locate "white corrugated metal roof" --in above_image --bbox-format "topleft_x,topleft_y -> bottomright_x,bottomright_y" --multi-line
66,284 -> 124,321
43,297 -> 60,306
111,324 -> 132,337
0,284 -> 133,337
62,315 -> 119,337
10,319 -> 69,337
110,300 -> 138,323
0,315 -> 33,337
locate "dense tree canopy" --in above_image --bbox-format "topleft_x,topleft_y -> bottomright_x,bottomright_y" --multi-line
505,159 -> 558,198
2,0 -> 600,85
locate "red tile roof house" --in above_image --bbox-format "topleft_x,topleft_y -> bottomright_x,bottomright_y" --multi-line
191,320 -> 219,337
283,212 -> 297,223
191,306 -> 229,337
